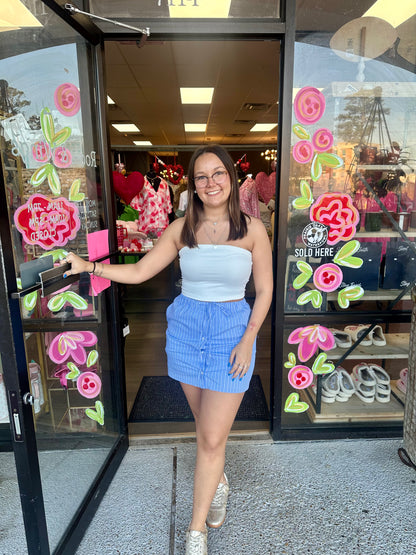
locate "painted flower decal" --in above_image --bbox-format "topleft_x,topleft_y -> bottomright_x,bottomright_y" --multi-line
54,83 -> 81,117
288,365 -> 314,389
288,325 -> 335,362
48,331 -> 98,364
53,146 -> 72,168
313,263 -> 343,293
293,87 -> 326,125
14,193 -> 80,250
32,141 -> 51,163
310,193 -> 360,245
312,128 -> 334,152
292,140 -> 314,164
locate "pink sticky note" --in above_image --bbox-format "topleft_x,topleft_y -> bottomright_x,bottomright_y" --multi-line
87,230 -> 111,296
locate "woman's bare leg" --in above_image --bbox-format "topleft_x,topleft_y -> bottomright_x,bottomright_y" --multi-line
181,383 -> 244,532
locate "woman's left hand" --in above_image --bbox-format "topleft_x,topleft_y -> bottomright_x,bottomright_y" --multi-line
228,340 -> 253,380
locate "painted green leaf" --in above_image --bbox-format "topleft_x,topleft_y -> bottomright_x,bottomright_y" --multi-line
87,350 -> 99,367
284,392 -> 309,413
284,352 -> 297,369
311,153 -> 322,182
41,249 -> 68,263
86,401 -> 104,425
69,179 -> 85,202
51,127 -> 71,148
293,260 -> 313,289
297,289 -> 323,308
337,285 -> 364,309
30,163 -> 51,187
23,291 -> 38,311
312,352 -> 334,375
317,152 -> 344,169
40,107 -> 55,144
293,197 -> 313,210
300,180 -> 313,202
47,165 -> 61,195
63,291 -> 88,310
47,293 -> 66,312
66,362 -> 80,380
293,124 -> 310,140
333,240 -> 363,268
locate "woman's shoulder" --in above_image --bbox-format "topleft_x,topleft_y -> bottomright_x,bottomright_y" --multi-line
245,214 -> 270,244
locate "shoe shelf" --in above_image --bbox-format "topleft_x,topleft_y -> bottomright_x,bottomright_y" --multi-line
327,290 -> 411,301
325,332 -> 409,360
302,382 -> 404,424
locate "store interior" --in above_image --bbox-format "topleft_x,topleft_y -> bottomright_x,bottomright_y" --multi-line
103,39 -> 281,435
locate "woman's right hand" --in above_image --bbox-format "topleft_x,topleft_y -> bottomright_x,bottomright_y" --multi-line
62,252 -> 92,278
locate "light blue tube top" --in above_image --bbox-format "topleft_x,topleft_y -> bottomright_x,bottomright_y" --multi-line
179,244 -> 252,302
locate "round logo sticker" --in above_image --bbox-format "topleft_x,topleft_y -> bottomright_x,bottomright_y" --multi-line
302,222 -> 328,248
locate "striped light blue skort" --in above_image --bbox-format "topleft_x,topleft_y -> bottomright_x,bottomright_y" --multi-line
165,294 -> 256,393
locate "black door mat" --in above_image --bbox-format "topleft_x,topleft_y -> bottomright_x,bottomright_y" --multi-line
128,375 -> 270,422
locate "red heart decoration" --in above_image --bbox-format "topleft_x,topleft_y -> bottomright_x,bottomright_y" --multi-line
166,164 -> 184,185
255,171 -> 276,204
240,161 -> 250,173
112,171 -> 144,205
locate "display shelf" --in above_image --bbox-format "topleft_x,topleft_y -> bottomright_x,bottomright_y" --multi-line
356,230 -> 416,238
325,332 -> 409,360
302,384 -> 404,424
327,289 -> 411,301
356,164 -> 401,170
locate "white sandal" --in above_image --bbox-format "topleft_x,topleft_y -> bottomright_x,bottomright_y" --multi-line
344,325 -> 372,346
372,325 -> 386,346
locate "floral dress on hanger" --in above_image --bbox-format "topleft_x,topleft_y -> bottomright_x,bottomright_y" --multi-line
130,176 -> 173,234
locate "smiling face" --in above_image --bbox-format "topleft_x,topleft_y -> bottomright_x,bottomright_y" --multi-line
193,152 -> 231,210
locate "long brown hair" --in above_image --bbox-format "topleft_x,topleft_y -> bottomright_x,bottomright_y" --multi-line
180,145 -> 248,247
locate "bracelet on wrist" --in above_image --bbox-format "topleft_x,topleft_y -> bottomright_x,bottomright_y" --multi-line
89,261 -> 96,275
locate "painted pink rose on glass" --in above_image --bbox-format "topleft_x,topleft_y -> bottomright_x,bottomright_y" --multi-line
294,87 -> 326,125
32,141 -> 51,163
312,128 -> 334,152
48,331 -> 98,364
292,140 -> 314,164
54,83 -> 81,117
288,365 -> 314,389
53,146 -> 72,168
310,193 -> 359,245
77,371 -> 102,399
14,193 -> 80,250
313,263 -> 343,292
288,325 -> 335,362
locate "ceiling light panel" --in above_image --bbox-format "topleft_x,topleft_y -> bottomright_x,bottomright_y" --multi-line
133,140 -> 152,146
112,123 -> 140,133
184,123 -> 207,132
180,87 -> 214,104
250,123 -> 277,132
107,96 -> 115,104
363,0 -> 416,28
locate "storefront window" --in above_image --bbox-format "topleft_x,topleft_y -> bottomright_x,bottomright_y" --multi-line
89,0 -> 280,20
281,1 -> 416,433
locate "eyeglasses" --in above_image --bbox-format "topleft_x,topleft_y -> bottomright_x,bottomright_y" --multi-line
194,170 -> 228,188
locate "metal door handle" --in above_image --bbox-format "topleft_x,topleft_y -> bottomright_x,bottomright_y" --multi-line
23,392 -> 34,406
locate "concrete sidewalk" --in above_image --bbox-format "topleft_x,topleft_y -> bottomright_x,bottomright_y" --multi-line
76,438 -> 416,555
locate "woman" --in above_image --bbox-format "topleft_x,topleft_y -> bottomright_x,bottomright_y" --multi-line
63,145 -> 273,554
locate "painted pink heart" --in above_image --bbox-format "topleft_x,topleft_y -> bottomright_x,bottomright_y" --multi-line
255,171 -> 276,204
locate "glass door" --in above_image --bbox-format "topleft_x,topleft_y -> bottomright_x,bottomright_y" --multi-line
0,3 -> 127,554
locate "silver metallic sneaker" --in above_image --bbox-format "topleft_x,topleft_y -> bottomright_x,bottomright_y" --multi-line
185,528 -> 208,555
206,473 -> 229,528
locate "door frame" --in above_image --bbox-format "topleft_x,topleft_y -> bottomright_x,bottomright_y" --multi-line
41,0 -> 295,441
